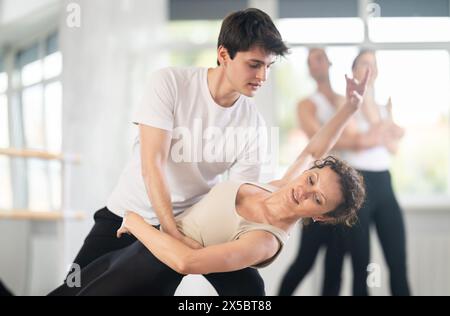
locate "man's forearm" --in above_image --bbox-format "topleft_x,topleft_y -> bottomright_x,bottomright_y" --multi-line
142,164 -> 179,235
128,216 -> 193,274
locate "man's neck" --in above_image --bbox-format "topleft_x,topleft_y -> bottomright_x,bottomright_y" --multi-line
207,67 -> 241,108
316,78 -> 337,104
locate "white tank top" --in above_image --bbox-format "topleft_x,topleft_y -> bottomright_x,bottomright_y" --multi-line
309,92 -> 336,125
310,92 -> 391,171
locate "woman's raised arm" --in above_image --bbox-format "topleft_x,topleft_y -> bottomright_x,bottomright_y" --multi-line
271,70 -> 370,186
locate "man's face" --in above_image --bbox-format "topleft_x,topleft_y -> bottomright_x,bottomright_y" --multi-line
307,49 -> 331,82
221,46 -> 276,97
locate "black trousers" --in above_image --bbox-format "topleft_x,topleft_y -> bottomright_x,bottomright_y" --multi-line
0,280 -> 13,296
49,207 -> 265,296
277,223 -> 345,296
343,170 -> 410,296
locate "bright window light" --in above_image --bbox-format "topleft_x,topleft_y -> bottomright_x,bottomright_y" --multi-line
45,81 -> 62,152
27,159 -> 51,211
44,52 -> 62,80
278,18 -> 364,44
375,50 -> 450,194
0,95 -> 8,148
22,85 -> 45,149
22,60 -> 43,86
0,73 -> 7,93
369,17 -> 450,42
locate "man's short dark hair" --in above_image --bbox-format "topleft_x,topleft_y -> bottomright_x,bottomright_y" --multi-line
217,8 -> 289,65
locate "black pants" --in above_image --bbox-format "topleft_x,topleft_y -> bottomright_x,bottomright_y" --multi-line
0,280 -> 13,296
49,207 -> 265,296
343,170 -> 410,296
277,223 -> 345,296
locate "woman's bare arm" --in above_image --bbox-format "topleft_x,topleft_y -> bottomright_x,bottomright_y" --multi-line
270,71 -> 370,187
118,212 -> 279,275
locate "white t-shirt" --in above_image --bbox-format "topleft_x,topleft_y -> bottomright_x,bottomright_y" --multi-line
107,67 -> 267,225
339,109 -> 391,171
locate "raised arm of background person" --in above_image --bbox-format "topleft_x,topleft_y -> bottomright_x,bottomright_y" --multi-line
298,97 -> 383,152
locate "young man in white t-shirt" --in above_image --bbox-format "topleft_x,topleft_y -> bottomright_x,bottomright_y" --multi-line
67,8 -> 289,296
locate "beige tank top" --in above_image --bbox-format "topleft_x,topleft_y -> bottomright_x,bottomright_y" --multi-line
173,180 -> 289,268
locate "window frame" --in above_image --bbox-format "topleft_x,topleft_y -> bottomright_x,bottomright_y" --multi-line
1,28 -> 62,211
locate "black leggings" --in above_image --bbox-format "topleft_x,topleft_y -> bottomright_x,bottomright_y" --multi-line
49,240 -> 184,296
49,207 -> 265,296
277,223 -> 345,296
0,280 -> 13,296
344,170 -> 410,296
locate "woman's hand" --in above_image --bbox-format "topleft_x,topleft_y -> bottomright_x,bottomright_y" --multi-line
384,97 -> 405,139
117,211 -> 144,238
345,69 -> 371,110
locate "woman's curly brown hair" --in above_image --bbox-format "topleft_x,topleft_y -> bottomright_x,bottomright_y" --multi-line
303,156 -> 366,227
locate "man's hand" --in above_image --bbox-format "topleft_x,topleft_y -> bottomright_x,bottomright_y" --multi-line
167,229 -> 203,249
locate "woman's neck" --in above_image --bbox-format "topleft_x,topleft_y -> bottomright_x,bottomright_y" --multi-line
237,186 -> 297,233
269,203 -> 299,231
254,191 -> 300,233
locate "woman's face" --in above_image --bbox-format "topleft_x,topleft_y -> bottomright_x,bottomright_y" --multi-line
278,167 -> 344,222
353,52 -> 378,86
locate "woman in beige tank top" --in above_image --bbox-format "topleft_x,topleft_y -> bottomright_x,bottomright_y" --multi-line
115,71 -> 369,276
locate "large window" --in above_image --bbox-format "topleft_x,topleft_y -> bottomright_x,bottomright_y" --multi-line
276,14 -> 450,196
16,34 -> 62,152
278,18 -> 364,44
1,32 -> 63,212
369,17 -> 450,43
167,21 -> 219,67
376,50 -> 450,194
0,57 -> 13,210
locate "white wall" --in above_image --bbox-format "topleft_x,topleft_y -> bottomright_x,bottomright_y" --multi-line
59,0 -> 168,289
